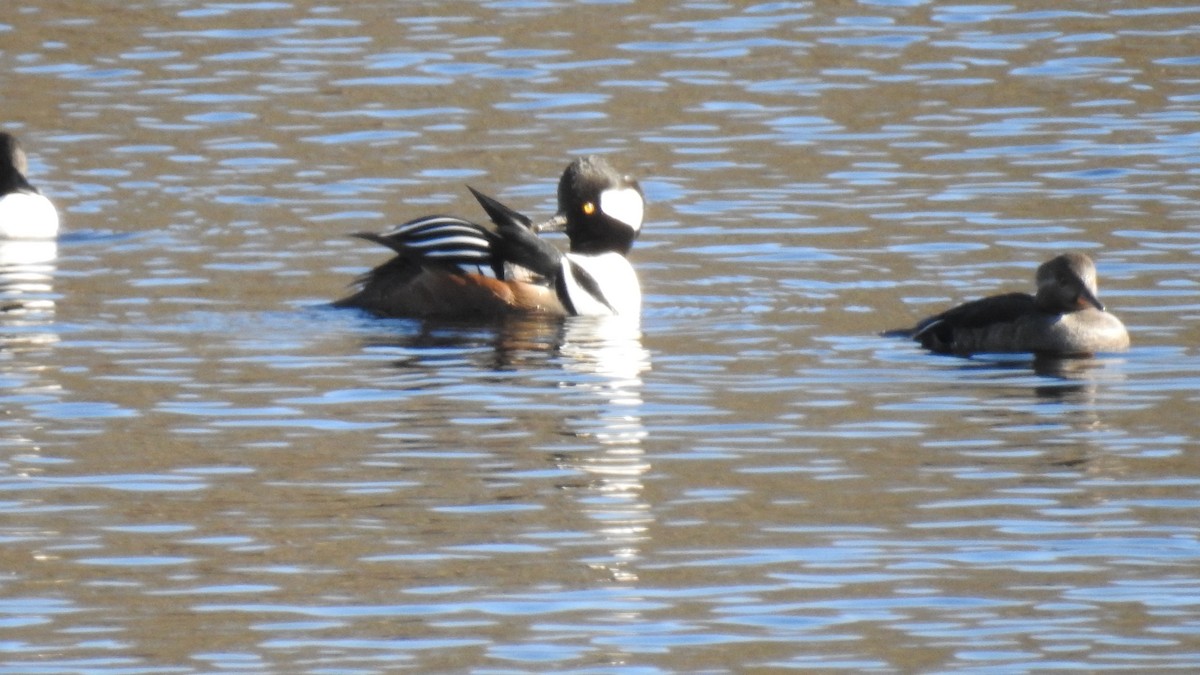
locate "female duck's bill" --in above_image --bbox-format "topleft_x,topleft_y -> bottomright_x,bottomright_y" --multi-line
886,252 -> 1130,357
335,156 -> 645,319
0,133 -> 59,240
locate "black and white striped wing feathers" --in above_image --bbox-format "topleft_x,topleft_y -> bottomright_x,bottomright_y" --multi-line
357,215 -> 503,278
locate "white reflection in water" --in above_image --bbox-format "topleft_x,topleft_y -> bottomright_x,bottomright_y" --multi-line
556,316 -> 651,583
0,238 -> 59,457
0,239 -> 57,323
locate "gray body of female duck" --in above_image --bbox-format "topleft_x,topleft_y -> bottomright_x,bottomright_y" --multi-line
890,252 -> 1130,356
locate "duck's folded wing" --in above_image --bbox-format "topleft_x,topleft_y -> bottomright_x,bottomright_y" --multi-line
354,215 -> 504,278
467,186 -> 563,279
910,292 -> 1037,341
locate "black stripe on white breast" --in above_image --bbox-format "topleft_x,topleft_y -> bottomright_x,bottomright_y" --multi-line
555,258 -> 616,315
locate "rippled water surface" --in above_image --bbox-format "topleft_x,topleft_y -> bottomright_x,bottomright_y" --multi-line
3,1 -> 1200,672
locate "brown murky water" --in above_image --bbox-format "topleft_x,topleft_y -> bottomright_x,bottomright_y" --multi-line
2,1 -> 1199,672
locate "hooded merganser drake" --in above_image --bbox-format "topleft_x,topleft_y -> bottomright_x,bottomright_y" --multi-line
335,155 -> 644,318
0,133 -> 59,239
887,252 -> 1130,356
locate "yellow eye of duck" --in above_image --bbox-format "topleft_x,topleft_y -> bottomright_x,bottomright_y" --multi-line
582,202 -> 596,215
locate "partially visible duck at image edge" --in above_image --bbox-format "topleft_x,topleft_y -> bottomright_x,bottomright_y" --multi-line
887,252 -> 1130,356
0,132 -> 59,240
336,155 -> 644,318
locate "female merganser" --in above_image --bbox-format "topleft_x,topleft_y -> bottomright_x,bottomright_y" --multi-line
887,252 -> 1130,356
336,155 -> 644,318
0,133 -> 59,239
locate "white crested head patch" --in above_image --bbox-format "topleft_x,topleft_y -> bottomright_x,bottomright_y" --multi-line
598,187 -> 644,233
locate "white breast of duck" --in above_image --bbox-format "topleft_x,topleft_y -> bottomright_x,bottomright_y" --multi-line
1,133 -> 59,240
558,251 -> 641,317
0,191 -> 59,239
